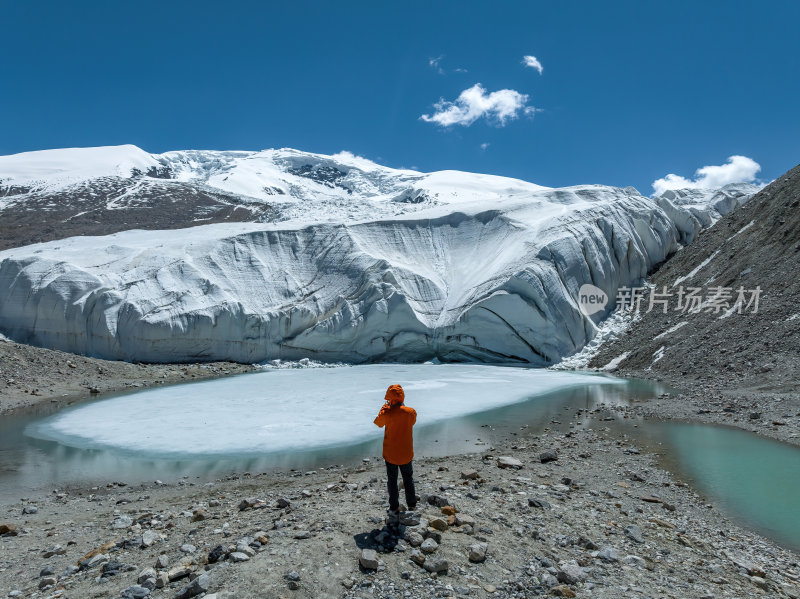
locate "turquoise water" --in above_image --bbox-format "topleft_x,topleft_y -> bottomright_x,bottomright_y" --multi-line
643,422 -> 800,552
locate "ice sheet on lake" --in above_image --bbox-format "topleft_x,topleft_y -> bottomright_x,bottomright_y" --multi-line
27,365 -> 621,457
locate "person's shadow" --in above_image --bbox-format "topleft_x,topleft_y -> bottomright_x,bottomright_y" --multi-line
353,514 -> 403,553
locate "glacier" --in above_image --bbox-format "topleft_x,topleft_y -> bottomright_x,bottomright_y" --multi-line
0,145 -> 758,364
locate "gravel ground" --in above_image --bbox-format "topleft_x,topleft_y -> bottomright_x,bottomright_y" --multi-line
0,337 -> 255,417
1,416 -> 798,599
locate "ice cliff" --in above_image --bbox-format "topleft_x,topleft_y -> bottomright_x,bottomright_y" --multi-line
0,146 -> 758,364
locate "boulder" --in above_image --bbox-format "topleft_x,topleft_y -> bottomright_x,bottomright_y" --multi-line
359,548 -> 379,570
174,573 -> 209,599
423,557 -> 449,573
539,450 -> 559,463
468,542 -> 487,563
497,456 -> 524,469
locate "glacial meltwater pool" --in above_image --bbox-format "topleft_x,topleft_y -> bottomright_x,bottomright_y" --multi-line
1,364 -> 799,552
0,365 -> 641,496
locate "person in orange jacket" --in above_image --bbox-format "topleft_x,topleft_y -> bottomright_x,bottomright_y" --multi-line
374,384 -> 418,513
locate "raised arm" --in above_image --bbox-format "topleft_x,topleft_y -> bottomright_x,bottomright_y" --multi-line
374,403 -> 390,427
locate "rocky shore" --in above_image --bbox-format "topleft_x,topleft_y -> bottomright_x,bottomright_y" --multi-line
1,393 -> 799,599
0,337 -> 255,417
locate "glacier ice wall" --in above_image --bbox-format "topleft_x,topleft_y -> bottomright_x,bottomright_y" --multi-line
0,185 -> 746,364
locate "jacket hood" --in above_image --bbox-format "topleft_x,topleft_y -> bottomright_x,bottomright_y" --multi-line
385,384 -> 405,405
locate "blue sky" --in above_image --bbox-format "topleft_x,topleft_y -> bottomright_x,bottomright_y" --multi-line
1,1 -> 798,193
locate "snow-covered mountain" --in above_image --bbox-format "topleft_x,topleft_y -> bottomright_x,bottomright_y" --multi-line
0,145 -> 759,364
0,145 -> 554,250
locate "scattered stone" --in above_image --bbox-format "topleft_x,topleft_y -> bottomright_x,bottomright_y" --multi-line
750,576 -> 770,590
426,494 -> 450,508
596,547 -> 620,562
640,495 -> 663,503
22,505 -> 38,515
359,548 -> 379,570
423,557 -> 449,573
497,456 -> 524,469
557,561 -> 587,584
191,509 -> 211,522
229,551 -> 250,563
39,566 -> 55,577
207,545 -> 226,564
293,530 -> 311,539
138,567 -> 156,584
410,548 -> 426,566
284,570 -> 301,589
550,584 -> 576,597
120,585 -> 151,599
539,449 -> 559,463
420,538 -> 439,554
141,530 -> 158,547
235,540 -> 256,557
42,544 -> 66,557
424,528 -> 443,543
468,542 -> 488,563
624,555 -> 645,567
83,553 -> 109,570
167,565 -> 192,582
429,517 -> 448,531
174,573 -> 209,599
624,524 -> 644,544
238,497 -> 265,510
732,558 -> 767,578
179,543 -> 196,554
155,554 -> 170,569
441,505 -> 457,516
405,531 -> 424,547
461,469 -> 479,480
111,514 -> 133,529
276,497 -> 291,509
0,523 -> 19,536
38,577 -> 57,589
455,513 -> 475,527
528,497 -> 551,509
102,560 -> 134,576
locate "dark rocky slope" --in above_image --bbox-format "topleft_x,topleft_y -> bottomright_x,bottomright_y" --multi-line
0,176 -> 277,251
590,164 -> 800,438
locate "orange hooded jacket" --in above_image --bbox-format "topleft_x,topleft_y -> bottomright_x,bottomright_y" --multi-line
373,384 -> 416,465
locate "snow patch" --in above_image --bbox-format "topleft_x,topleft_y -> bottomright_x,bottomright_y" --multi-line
551,309 -> 637,370
600,352 -> 630,371
654,321 -> 689,340
673,250 -> 721,288
727,220 -> 755,241
649,346 -> 666,369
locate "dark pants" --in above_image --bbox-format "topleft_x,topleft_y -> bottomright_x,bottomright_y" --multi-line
385,460 -> 416,511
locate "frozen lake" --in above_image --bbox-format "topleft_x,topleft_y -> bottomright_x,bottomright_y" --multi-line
27,364 -> 624,457
1,364 -> 647,496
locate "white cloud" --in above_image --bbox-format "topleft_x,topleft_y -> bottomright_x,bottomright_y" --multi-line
522,55 -> 543,74
429,55 -> 445,75
480,142 -> 490,151
652,155 -> 761,195
420,83 -> 535,127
